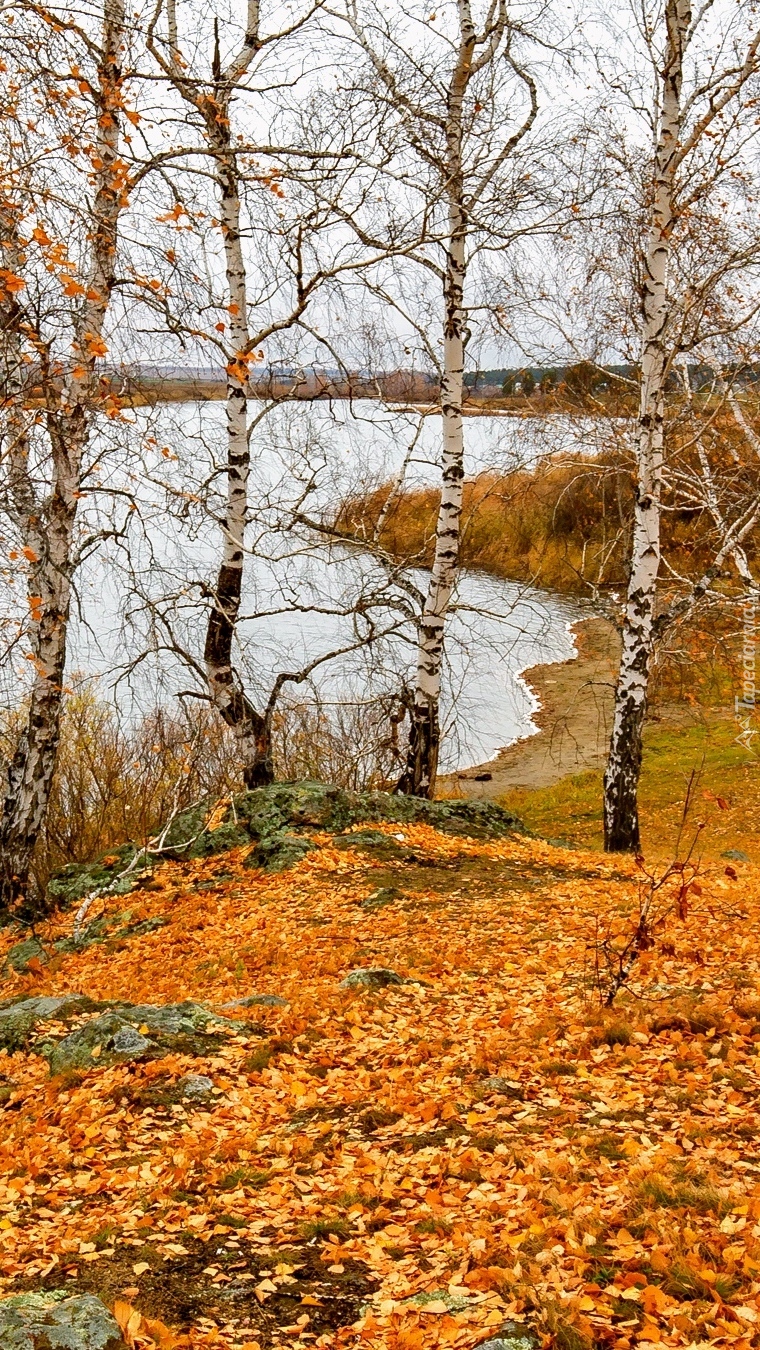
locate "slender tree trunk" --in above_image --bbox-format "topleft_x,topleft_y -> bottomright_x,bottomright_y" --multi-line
399,0 -> 474,798
0,0 -> 125,909
399,209 -> 466,797
202,139 -> 273,788
603,0 -> 689,851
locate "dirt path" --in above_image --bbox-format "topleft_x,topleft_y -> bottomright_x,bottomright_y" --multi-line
440,616 -> 622,798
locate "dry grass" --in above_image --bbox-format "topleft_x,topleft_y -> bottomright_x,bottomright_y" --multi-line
336,455 -> 637,597
1,684 -> 408,898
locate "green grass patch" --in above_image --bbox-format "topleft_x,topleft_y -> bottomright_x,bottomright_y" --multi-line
499,714 -> 760,858
299,1216 -> 349,1241
635,1174 -> 730,1217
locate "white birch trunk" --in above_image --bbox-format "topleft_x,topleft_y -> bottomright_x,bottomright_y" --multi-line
603,0 -> 690,851
400,0 -> 473,797
202,140 -> 271,787
0,0 -> 126,909
401,220 -> 466,796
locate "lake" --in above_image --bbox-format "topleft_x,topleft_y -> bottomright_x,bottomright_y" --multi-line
32,401 -> 600,770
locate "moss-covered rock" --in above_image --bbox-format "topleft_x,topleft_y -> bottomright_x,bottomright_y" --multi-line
3,937 -> 49,975
221,993 -> 288,1010
0,1289 -> 126,1349
340,967 -> 404,990
474,1322 -> 539,1350
40,1000 -> 242,1075
46,780 -> 524,905
53,910 -> 169,956
232,781 -> 523,841
47,844 -> 138,908
0,994 -> 95,1053
242,828 -> 315,872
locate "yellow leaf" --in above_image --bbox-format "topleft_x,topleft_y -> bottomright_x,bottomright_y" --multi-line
642,1284 -> 669,1314
113,1300 -> 143,1345
638,1323 -> 662,1343
0,268 -> 25,293
84,332 -> 108,357
132,1261 -> 151,1275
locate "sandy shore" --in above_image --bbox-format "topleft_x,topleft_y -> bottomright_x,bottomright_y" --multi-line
440,616 -> 622,798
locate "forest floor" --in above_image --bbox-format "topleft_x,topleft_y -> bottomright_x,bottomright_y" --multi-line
1,807 -> 760,1349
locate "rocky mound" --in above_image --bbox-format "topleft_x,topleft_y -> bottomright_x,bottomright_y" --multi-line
0,995 -> 257,1073
49,779 -> 524,905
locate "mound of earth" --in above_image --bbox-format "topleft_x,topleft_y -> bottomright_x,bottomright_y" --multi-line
49,779 -> 524,904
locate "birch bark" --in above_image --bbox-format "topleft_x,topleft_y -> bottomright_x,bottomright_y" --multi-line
0,0 -> 126,909
398,0 -> 472,797
399,206 -> 467,794
152,3 -> 315,788
202,131 -> 272,787
603,0 -> 689,852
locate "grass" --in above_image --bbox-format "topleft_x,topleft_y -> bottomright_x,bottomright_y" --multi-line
336,457 -> 635,598
218,1167 -> 271,1192
298,1216 -> 350,1241
590,1021 -> 633,1048
634,1174 -> 730,1218
664,1262 -> 737,1302
541,1060 -> 578,1076
499,712 -> 760,860
585,1134 -> 627,1163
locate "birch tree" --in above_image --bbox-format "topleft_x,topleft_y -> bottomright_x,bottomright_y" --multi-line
594,0 -> 760,851
331,0 -> 548,797
0,0 -> 131,910
145,0 -> 377,788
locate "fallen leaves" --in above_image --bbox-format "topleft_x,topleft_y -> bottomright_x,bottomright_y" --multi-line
0,822 -> 759,1349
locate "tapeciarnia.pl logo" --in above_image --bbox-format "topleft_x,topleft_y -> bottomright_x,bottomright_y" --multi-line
735,598 -> 757,750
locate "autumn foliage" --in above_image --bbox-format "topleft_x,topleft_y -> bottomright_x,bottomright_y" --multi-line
0,815 -> 759,1348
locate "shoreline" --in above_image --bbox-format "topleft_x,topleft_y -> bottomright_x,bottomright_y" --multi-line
439,616 -> 622,797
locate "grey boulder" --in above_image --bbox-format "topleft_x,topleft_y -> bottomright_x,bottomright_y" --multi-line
0,995 -> 93,1054
0,1290 -> 126,1349
179,1073 -> 214,1099
479,1076 -> 524,1100
340,967 -> 404,990
41,1000 -> 234,1075
4,937 -> 49,975
221,993 -> 288,1010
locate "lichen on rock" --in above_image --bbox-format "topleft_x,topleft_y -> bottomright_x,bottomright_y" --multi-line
45,780 -> 524,906
39,1000 -> 242,1075
0,994 -> 95,1053
0,1289 -> 126,1349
